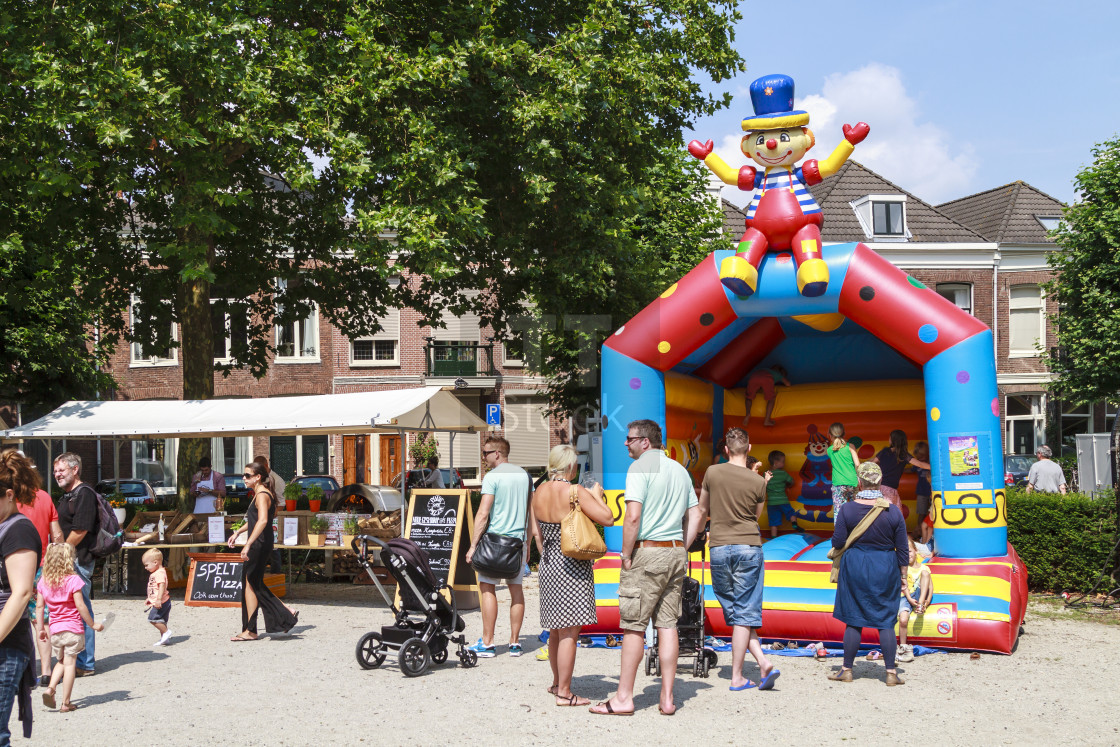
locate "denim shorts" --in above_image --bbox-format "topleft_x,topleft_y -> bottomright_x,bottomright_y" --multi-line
148,600 -> 171,624
709,544 -> 765,628
899,584 -> 921,614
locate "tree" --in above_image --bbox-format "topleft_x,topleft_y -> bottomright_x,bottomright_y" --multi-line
1046,135 -> 1120,494
2,0 -> 742,504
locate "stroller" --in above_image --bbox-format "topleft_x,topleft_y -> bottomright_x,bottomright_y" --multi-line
353,535 -> 478,676
644,539 -> 718,678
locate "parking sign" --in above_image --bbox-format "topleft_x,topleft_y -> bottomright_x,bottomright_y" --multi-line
486,403 -> 501,426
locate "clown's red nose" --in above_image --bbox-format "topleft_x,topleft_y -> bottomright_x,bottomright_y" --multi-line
766,138 -> 778,150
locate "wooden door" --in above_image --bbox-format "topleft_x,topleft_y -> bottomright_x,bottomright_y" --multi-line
379,435 -> 401,486
343,435 -> 371,485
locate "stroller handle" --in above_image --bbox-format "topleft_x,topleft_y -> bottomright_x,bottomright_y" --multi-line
354,534 -> 390,555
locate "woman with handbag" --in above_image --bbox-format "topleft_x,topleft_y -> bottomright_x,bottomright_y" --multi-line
827,462 -> 910,686
529,445 -> 613,706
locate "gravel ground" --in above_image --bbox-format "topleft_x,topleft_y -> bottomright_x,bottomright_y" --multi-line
21,576 -> 1120,746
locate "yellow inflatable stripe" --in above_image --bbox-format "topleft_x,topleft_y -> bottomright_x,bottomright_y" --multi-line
666,373 -> 713,412
762,602 -> 834,612
764,571 -> 1009,600
723,379 -> 924,418
957,610 -> 1012,623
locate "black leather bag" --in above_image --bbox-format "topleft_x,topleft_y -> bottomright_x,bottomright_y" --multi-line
471,532 -> 524,579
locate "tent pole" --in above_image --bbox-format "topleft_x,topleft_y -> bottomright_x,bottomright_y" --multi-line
114,439 -> 121,490
41,439 -> 51,494
399,428 -> 407,539
449,432 -> 455,484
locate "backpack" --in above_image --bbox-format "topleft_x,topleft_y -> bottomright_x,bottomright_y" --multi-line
89,488 -> 124,558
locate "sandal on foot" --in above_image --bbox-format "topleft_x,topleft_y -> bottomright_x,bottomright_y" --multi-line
827,669 -> 853,682
758,669 -> 781,691
729,680 -> 758,691
231,634 -> 258,642
42,691 -> 56,709
59,703 -> 77,713
546,685 -> 558,696
556,694 -> 590,707
589,700 -> 633,716
658,703 -> 677,716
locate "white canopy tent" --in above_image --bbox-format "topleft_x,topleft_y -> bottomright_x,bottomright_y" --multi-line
2,387 -> 491,492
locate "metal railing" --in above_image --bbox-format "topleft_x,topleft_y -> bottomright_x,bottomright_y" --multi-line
424,340 -> 497,377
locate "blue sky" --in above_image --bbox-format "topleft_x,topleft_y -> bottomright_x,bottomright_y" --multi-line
685,0 -> 1120,207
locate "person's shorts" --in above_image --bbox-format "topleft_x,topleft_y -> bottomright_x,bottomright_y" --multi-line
768,503 -> 796,526
899,585 -> 921,615
709,544 -> 765,628
916,492 -> 932,518
618,547 -> 687,632
476,564 -> 524,586
745,372 -> 775,401
148,600 -> 171,624
50,631 -> 85,659
28,568 -> 48,624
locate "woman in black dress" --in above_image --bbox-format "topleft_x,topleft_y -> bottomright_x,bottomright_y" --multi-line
228,462 -> 297,641
827,462 -> 909,685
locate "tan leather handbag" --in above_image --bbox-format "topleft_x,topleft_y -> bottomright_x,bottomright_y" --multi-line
561,485 -> 607,561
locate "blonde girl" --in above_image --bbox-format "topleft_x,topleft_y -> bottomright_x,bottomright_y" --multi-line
827,423 -> 860,516
897,537 -> 933,662
35,542 -> 103,713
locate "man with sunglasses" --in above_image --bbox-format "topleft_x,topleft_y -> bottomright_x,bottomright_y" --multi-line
591,419 -> 702,717
466,435 -> 531,658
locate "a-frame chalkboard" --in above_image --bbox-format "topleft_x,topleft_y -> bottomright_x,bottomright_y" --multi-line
402,489 -> 478,602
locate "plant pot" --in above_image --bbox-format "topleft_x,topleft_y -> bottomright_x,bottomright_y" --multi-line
285,499 -> 296,511
307,533 -> 324,547
341,533 -> 356,550
308,499 -> 321,512
113,507 -> 127,525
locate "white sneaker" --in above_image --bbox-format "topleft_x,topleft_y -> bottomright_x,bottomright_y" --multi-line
159,630 -> 173,646
897,644 -> 914,662
153,639 -> 165,647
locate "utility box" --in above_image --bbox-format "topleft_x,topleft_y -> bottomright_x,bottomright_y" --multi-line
1075,433 -> 1113,495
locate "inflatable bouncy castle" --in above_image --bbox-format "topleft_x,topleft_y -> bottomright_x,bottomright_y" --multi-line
587,74 -> 1026,653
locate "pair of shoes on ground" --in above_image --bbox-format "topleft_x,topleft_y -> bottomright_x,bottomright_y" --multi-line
467,638 -> 521,658
827,668 -> 905,686
897,644 -> 915,662
42,689 -> 77,711
153,630 -> 173,647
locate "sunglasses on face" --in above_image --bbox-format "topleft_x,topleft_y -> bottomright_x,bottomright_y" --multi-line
242,473 -> 253,479
482,450 -> 498,457
625,436 -> 645,444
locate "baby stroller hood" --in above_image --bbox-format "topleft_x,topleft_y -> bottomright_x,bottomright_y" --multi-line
384,538 -> 439,590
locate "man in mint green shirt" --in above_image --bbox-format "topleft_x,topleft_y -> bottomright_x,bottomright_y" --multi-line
591,419 -> 703,717
466,435 -> 531,658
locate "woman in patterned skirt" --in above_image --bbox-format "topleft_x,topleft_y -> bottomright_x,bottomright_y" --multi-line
529,445 -> 614,706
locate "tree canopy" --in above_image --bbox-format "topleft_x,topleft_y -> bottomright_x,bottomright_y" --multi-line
1046,136 -> 1120,405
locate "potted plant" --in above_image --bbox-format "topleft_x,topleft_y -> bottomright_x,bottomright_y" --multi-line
108,493 -> 127,525
306,484 -> 324,512
282,481 -> 301,512
308,516 -> 328,547
341,516 -> 359,550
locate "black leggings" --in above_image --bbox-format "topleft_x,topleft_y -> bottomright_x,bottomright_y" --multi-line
241,541 -> 296,635
842,624 -> 897,669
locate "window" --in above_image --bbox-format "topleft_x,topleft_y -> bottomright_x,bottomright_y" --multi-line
936,283 -> 973,315
873,201 -> 905,236
1004,394 -> 1043,455
1008,284 -> 1044,356
211,300 -> 248,362
275,279 -> 319,360
351,307 -> 400,367
1060,401 -> 1092,448
1036,216 -> 1061,232
129,297 -> 177,366
1107,401 -> 1118,434
503,334 -> 525,367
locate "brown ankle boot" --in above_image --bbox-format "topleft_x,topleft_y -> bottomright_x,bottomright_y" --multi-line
886,672 -> 905,686
827,669 -> 853,682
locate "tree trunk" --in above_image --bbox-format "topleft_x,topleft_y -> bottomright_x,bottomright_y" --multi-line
176,269 -> 214,514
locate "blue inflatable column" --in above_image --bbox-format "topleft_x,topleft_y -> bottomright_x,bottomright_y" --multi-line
922,330 -> 1007,558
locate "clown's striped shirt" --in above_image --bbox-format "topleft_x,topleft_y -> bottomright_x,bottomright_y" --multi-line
745,167 -> 822,220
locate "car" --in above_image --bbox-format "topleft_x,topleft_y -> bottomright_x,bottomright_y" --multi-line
95,479 -> 157,504
224,473 -> 250,502
390,468 -> 465,493
1004,454 -> 1037,487
290,475 -> 340,502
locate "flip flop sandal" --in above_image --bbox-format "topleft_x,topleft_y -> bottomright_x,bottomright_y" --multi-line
758,669 -> 781,691
729,681 -> 758,691
231,634 -> 258,642
866,650 -> 882,661
42,691 -> 56,709
556,694 -> 590,707
59,703 -> 77,713
589,701 -> 633,716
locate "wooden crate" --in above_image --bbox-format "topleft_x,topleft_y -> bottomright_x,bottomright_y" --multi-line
123,511 -> 182,543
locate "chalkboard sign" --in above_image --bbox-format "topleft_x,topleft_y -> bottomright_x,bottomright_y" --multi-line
184,553 -> 243,607
403,489 -> 477,595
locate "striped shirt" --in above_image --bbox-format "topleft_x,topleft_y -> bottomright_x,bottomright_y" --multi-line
745,167 -> 821,219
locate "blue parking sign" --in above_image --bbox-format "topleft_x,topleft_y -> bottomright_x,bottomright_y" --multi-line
486,403 -> 501,426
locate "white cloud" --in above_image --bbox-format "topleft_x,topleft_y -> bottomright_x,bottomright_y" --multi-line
716,64 -> 977,206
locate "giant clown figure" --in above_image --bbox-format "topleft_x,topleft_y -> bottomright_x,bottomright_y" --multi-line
689,74 -> 869,298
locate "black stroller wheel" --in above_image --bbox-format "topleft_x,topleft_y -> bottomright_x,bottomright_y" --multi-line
705,649 -> 718,669
459,649 -> 478,668
399,637 -> 431,677
356,632 -> 387,670
432,648 -> 448,664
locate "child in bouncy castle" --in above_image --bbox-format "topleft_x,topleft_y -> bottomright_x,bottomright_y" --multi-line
827,423 -> 860,517
897,537 -> 933,663
912,442 -> 934,546
765,451 -> 795,537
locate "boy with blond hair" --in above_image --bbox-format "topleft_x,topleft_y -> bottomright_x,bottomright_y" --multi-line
143,548 -> 173,646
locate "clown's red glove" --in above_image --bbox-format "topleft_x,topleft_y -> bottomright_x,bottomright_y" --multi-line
842,123 -> 870,145
687,139 -> 714,159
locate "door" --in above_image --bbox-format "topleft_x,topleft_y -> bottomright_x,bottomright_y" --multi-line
379,435 -> 401,486
343,435 -> 371,485
302,435 -> 329,475
270,436 -> 297,481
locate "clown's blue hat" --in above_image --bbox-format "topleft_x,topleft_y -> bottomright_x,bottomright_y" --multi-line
741,74 -> 809,131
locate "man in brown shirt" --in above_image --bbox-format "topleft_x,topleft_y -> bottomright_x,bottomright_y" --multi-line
687,427 -> 779,690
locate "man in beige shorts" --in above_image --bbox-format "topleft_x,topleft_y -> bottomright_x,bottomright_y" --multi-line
590,420 -> 702,717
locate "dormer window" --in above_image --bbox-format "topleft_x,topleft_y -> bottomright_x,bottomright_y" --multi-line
1036,216 -> 1061,232
850,195 -> 910,241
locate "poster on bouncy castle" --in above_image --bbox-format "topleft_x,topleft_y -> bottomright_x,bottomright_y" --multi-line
948,436 -> 981,477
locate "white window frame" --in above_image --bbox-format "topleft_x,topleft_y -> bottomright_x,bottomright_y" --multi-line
351,280 -> 401,368
1008,284 -> 1045,358
129,296 -> 178,367
1004,394 -> 1044,456
849,194 -> 911,241
936,283 -> 973,316
1035,216 -> 1062,232
211,299 -> 248,364
274,278 -> 320,363
502,334 -> 525,368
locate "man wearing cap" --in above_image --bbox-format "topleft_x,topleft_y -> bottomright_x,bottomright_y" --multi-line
688,73 -> 869,299
590,419 -> 704,716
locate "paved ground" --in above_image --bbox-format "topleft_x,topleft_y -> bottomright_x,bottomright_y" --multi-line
22,578 -> 1120,746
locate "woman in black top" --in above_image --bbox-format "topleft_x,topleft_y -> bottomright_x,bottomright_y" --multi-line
0,450 -> 44,739
827,462 -> 909,686
228,462 -> 297,641
872,430 -> 929,508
